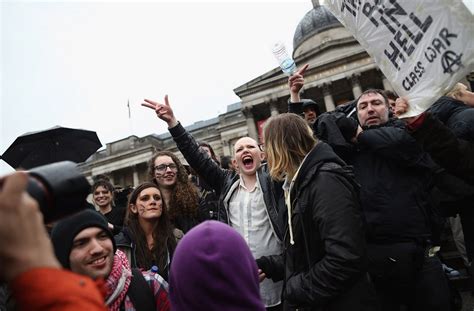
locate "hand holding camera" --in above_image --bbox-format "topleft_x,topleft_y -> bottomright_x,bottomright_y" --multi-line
0,172 -> 60,282
0,161 -> 90,282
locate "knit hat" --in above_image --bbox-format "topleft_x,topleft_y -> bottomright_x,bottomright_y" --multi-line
51,209 -> 116,269
302,99 -> 321,115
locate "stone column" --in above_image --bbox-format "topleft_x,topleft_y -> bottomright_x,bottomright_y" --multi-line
350,74 -> 362,98
382,77 -> 393,91
243,107 -> 258,140
222,139 -> 231,156
322,84 -> 336,112
108,175 -> 115,186
379,70 -> 393,91
269,102 -> 279,117
132,166 -> 139,187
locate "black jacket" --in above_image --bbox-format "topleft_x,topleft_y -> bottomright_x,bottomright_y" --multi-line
103,205 -> 126,235
114,228 -> 175,281
168,122 -> 284,240
429,96 -> 474,140
353,124 -> 435,242
258,142 -> 375,311
415,107 -> 474,184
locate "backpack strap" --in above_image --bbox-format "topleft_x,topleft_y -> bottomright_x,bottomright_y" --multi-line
127,268 -> 155,311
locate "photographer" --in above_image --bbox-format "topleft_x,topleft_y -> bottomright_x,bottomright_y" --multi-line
0,172 -> 107,311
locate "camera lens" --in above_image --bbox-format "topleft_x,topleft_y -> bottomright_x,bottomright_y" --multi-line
26,161 -> 91,224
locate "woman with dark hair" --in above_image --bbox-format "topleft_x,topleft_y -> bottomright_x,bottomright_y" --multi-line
148,151 -> 204,233
257,113 -> 375,310
115,182 -> 178,281
91,179 -> 126,235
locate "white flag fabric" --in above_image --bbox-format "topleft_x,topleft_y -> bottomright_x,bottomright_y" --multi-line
325,0 -> 474,117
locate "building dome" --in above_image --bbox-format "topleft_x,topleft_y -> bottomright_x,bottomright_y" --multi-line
293,1 -> 342,53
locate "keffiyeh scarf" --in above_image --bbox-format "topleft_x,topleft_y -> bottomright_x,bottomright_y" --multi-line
105,250 -> 132,311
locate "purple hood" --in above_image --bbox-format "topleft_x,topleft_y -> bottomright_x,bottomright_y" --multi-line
170,220 -> 265,311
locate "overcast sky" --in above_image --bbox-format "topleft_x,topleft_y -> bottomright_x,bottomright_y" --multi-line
1,0 -> 313,174
1,0 -> 473,175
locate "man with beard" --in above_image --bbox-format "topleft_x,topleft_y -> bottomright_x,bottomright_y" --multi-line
51,209 -> 170,311
142,96 -> 284,310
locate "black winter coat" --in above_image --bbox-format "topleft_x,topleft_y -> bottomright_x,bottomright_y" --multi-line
429,96 -> 474,140
411,112 -> 474,170
168,122 -> 284,240
258,142 -> 376,311
353,124 -> 436,242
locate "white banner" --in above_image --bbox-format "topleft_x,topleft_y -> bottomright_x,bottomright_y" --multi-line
325,0 -> 474,117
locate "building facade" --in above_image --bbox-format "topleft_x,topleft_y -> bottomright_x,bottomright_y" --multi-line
233,0 -> 393,142
79,102 -> 247,185
80,0 -> 473,188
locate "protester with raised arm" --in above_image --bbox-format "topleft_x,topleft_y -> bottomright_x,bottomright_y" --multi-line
142,95 -> 284,310
286,64 -> 322,126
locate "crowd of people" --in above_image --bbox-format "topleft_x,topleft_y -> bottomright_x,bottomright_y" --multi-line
1,37 -> 474,311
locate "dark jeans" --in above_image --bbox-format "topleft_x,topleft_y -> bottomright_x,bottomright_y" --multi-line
368,243 -> 451,311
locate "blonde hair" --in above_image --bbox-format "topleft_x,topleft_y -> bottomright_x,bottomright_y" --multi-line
446,83 -> 466,99
264,113 -> 317,181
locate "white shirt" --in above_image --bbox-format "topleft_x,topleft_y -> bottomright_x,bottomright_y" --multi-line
226,174 -> 283,307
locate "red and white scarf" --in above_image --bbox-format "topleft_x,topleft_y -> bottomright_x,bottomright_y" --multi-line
105,250 -> 132,311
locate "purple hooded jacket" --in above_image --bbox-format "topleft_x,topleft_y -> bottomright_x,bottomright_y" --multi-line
169,220 -> 266,311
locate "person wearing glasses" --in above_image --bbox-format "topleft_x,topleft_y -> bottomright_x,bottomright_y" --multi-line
148,150 -> 206,233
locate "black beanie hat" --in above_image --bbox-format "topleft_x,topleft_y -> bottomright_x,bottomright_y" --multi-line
51,209 -> 116,269
301,99 -> 321,115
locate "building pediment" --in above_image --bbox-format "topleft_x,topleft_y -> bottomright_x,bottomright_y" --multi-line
234,39 -> 370,108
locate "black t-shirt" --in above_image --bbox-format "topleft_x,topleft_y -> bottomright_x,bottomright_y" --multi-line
104,205 -> 126,235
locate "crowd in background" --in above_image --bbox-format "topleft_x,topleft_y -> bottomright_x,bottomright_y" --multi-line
1,31 -> 474,311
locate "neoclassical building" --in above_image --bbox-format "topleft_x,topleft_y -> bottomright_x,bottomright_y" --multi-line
80,0 -> 473,187
234,0 -> 393,142
79,102 -> 247,185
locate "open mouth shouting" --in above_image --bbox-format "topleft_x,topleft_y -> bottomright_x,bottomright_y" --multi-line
242,155 -> 255,170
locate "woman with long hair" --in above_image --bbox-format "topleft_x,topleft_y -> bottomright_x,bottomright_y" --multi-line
115,182 -> 178,281
257,113 -> 375,310
148,150 -> 204,233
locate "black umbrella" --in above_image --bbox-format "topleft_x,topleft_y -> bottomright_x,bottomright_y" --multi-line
1,126 -> 102,169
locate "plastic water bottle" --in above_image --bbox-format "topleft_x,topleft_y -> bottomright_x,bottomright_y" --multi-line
272,41 -> 297,76
151,265 -> 159,274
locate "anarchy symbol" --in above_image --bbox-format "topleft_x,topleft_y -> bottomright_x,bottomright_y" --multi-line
442,50 -> 463,74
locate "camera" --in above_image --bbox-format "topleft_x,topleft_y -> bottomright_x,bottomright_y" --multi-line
24,161 -> 90,223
